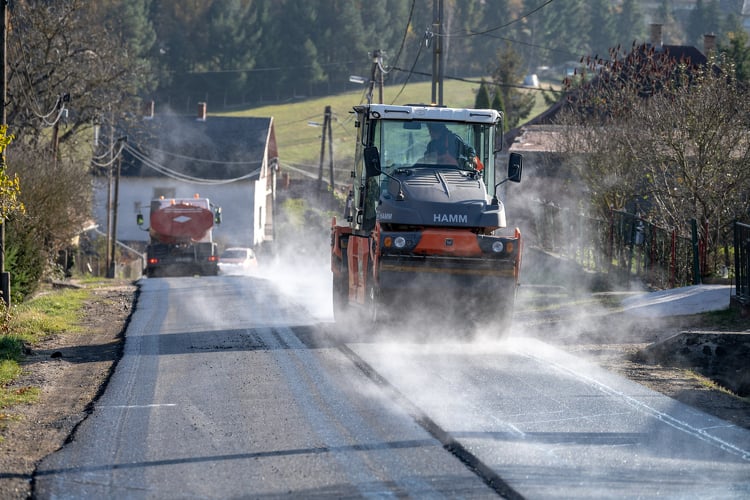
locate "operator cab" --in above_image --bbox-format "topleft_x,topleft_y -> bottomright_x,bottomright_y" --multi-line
351,104 -> 521,233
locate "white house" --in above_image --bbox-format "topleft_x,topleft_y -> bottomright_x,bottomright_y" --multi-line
92,104 -> 279,261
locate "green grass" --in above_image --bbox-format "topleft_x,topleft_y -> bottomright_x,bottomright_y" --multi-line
691,308 -> 748,331
218,79 -> 549,175
0,288 -> 89,416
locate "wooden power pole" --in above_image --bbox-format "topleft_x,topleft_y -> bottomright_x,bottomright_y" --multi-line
0,0 -> 10,306
317,105 -> 334,193
431,0 -> 444,106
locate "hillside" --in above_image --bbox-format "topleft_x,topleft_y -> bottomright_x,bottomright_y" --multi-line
219,79 -> 552,186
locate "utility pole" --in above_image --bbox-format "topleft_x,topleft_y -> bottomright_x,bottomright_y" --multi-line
107,149 -> 120,278
373,50 -> 384,104
105,115 -> 113,276
50,94 -> 68,169
0,0 -> 9,306
431,0 -> 444,106
364,49 -> 385,105
326,108 -> 333,191
317,105 -> 334,192
107,137 -> 125,279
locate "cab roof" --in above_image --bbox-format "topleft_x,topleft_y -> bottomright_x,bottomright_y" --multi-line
354,104 -> 501,125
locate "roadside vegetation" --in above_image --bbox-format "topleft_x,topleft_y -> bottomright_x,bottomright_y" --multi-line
0,288 -> 88,428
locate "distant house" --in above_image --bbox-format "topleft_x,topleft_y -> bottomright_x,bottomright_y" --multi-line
92,102 -> 279,256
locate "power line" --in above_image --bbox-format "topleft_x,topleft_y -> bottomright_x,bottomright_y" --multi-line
390,38 -> 425,104
388,67 -> 555,92
442,0 -> 558,38
91,141 -> 125,168
478,33 -> 586,61
145,145 -> 263,165
182,59 -> 359,75
386,0 -> 416,72
123,143 -> 262,185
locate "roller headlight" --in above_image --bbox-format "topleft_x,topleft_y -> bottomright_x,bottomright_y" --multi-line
394,236 -> 407,249
491,241 -> 504,253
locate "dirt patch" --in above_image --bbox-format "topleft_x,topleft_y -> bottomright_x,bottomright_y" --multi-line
0,281 -> 136,500
635,332 -> 750,397
0,282 -> 748,499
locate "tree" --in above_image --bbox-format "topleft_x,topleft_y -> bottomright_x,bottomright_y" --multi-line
615,0 -> 645,49
474,80 -> 491,109
586,0 -> 617,60
91,0 -> 157,95
633,60 -> 750,235
558,45 -> 750,253
4,0 -> 145,299
490,43 -> 535,129
8,0 -> 145,147
686,0 -> 721,47
256,0 -> 326,99
719,29 -> 750,83
0,127 -> 23,222
490,91 -> 506,132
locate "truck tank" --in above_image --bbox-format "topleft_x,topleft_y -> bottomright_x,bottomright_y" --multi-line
139,196 -> 221,277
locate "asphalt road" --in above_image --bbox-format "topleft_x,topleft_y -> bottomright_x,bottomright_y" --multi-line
34,262 -> 750,499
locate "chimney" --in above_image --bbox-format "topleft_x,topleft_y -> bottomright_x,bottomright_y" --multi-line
703,33 -> 716,55
197,102 -> 207,121
142,100 -> 154,120
650,23 -> 663,50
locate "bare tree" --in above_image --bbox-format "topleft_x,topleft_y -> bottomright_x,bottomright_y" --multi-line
559,45 -> 750,230
7,0 -> 145,151
557,44 -> 750,276
2,0 -> 150,294
632,62 -> 750,232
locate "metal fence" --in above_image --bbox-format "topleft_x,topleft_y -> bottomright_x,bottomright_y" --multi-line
733,221 -> 750,304
532,205 -> 697,289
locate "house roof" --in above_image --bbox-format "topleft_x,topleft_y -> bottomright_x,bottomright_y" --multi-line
649,43 -> 708,66
508,124 -> 566,154
121,114 -> 275,180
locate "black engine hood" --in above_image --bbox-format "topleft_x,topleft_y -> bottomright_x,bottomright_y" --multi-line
375,167 -> 506,228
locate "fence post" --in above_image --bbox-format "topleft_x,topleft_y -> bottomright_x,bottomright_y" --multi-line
691,218 -> 701,285
670,229 -> 678,288
608,211 -> 614,274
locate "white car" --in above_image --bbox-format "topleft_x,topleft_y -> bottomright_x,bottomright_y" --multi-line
218,247 -> 258,275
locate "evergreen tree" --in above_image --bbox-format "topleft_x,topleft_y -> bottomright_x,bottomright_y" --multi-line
586,0 -> 617,60
615,0 -> 645,48
656,0 -> 686,44
703,0 -> 722,40
260,0 -> 326,99
719,29 -> 750,83
491,42 -> 534,129
475,80 -> 491,109
95,0 -> 158,95
687,0 -> 706,47
557,0 -> 588,66
204,0 -> 260,100
721,13 -> 745,46
490,91 -> 506,131
317,1 -> 367,93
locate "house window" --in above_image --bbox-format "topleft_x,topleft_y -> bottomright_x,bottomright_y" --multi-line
258,207 -> 263,229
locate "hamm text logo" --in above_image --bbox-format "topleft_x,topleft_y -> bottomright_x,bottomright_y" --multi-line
433,213 -> 467,223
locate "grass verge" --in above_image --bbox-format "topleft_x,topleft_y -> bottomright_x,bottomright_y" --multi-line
0,287 -> 89,417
